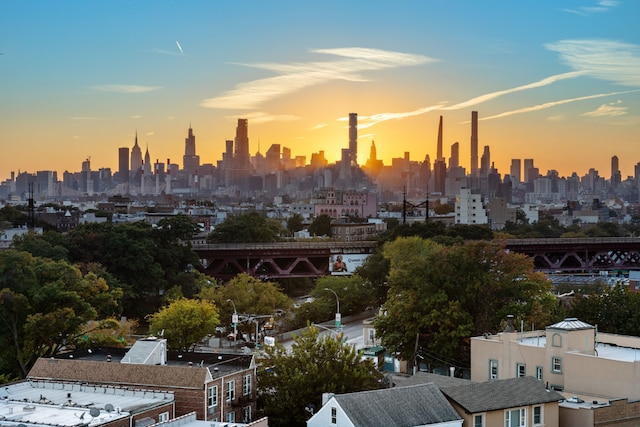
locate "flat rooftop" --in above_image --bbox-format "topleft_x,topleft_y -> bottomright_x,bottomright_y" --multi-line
0,380 -> 173,427
518,336 -> 640,362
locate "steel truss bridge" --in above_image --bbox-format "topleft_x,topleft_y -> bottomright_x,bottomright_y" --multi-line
504,237 -> 640,273
193,241 -> 376,280
193,237 -> 640,280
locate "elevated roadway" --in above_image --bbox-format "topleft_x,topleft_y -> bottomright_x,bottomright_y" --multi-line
193,237 -> 640,280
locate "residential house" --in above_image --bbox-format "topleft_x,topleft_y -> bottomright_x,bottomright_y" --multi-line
27,338 -> 256,424
394,372 -> 563,427
471,317 -> 640,425
306,383 -> 463,427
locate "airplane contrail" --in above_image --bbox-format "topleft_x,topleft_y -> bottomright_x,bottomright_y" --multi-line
176,41 -> 184,56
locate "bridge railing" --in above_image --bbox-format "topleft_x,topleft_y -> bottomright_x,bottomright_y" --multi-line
192,241 -> 377,250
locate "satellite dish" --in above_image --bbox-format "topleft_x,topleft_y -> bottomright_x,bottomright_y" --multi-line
105,404 -> 114,413
89,408 -> 100,417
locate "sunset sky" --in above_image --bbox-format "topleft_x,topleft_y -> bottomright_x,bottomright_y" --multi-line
1,0 -> 639,181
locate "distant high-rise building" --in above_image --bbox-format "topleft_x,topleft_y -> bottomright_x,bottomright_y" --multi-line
480,146 -> 490,176
183,125 -> 200,173
349,113 -> 358,165
234,119 -> 250,168
611,155 -> 621,188
436,115 -> 444,161
470,111 -> 478,176
524,159 -> 534,183
130,132 -> 142,174
510,159 -> 521,183
449,142 -> 459,169
365,140 -> 383,176
266,144 -> 281,172
143,146 -> 152,176
118,147 -> 129,183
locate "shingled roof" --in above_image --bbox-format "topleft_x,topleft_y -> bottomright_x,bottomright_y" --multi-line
28,358 -> 210,389
332,383 -> 462,427
440,376 -> 564,413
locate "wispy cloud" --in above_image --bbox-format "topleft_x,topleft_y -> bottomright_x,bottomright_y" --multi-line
227,111 -> 300,124
70,116 -> 99,120
562,0 -> 618,16
480,90 -> 639,121
442,71 -> 587,110
93,85 -> 163,93
311,124 -> 328,130
344,104 -> 446,129
545,39 -> 640,87
201,47 -> 436,110
582,100 -> 628,117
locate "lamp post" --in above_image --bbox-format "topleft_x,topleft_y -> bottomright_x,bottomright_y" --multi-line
227,299 -> 238,344
324,287 -> 341,330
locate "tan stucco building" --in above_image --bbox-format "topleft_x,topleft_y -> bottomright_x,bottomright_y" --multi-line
471,317 -> 640,426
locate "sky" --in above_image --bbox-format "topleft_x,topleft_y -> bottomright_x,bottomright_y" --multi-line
1,0 -> 639,181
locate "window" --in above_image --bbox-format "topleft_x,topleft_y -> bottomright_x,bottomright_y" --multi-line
552,333 -> 562,347
474,413 -> 484,427
208,385 -> 218,407
331,406 -> 337,424
552,356 -> 562,373
533,405 -> 543,425
535,366 -> 543,381
516,363 -> 526,378
226,380 -> 235,402
158,412 -> 169,423
505,408 -> 526,427
243,406 -> 251,423
225,411 -> 235,423
489,359 -> 498,380
243,374 -> 252,396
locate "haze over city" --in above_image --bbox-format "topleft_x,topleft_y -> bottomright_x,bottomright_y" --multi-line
1,0 -> 638,180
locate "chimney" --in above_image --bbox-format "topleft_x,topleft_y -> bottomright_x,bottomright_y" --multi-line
504,315 -> 516,333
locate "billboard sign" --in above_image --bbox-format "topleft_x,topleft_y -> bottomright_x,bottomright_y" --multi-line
329,253 -> 370,275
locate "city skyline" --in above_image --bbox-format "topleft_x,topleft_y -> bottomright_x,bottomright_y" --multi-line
1,1 -> 638,180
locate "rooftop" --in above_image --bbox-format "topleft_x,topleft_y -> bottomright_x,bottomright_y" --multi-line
0,380 -> 173,427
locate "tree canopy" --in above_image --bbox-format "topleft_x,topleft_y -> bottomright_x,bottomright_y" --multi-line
146,298 -> 220,351
373,237 -> 557,369
307,214 -> 332,237
257,325 -> 382,427
207,211 -> 282,243
198,273 -> 291,338
0,250 -> 123,378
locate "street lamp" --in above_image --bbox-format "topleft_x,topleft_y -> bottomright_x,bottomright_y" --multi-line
227,299 -> 238,344
324,288 -> 341,330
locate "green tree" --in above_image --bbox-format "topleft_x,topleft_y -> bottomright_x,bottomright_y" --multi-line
0,250 -> 123,378
146,298 -> 220,351
257,325 -> 381,427
373,237 -> 556,367
199,273 -> 291,337
207,211 -> 281,243
308,214 -> 332,237
286,213 -> 305,235
569,284 -> 640,336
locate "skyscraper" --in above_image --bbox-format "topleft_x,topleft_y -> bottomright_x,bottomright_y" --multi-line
436,115 -> 444,162
118,147 -> 129,183
480,145 -> 490,176
234,119 -> 250,168
183,125 -> 200,173
449,142 -> 459,169
510,159 -> 521,183
524,159 -> 534,183
470,111 -> 478,176
611,155 -> 621,189
349,113 -> 358,165
130,132 -> 142,174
